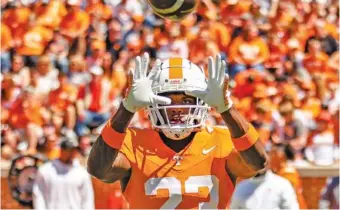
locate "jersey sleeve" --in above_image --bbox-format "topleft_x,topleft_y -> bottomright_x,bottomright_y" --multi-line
211,126 -> 258,179
118,128 -> 137,165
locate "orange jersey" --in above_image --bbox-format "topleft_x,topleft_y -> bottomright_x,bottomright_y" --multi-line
228,37 -> 269,65
15,25 -> 53,56
303,53 -> 329,74
48,84 -> 77,111
119,126 -> 255,209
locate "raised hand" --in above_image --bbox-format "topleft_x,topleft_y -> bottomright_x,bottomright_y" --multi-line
185,54 -> 233,113
122,53 -> 171,113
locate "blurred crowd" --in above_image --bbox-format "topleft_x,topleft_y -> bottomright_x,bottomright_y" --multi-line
1,0 -> 339,170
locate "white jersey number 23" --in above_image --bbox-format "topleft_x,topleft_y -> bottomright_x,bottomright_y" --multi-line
145,175 -> 219,209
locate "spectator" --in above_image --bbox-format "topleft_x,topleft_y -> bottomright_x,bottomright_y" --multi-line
228,23 -> 269,78
303,39 -> 329,75
7,90 -> 49,155
229,168 -> 299,209
35,55 -> 59,95
46,31 -> 70,74
47,72 -> 77,136
38,124 -> 61,160
59,0 -> 90,40
75,66 -> 113,136
106,18 -> 124,60
200,16 -> 231,56
86,39 -> 106,67
305,111 -> 338,166
188,27 -> 219,65
8,54 -> 31,89
2,1 -> 31,43
250,100 -> 274,145
68,54 -> 91,87
15,20 -> 54,59
34,0 -> 67,30
277,100 -> 307,160
297,84 -> 321,125
33,138 -> 94,209
85,0 -> 112,22
305,19 -> 338,56
265,34 -> 287,71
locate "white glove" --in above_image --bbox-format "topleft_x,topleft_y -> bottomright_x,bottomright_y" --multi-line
185,54 -> 233,113
122,53 -> 171,113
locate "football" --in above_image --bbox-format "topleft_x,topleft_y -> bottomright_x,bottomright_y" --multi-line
147,0 -> 198,21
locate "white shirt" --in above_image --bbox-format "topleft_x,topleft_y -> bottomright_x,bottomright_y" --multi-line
37,69 -> 59,95
305,132 -> 338,165
230,170 -> 299,209
33,159 -> 94,209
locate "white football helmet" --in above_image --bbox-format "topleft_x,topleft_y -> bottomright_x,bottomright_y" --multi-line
147,58 -> 210,140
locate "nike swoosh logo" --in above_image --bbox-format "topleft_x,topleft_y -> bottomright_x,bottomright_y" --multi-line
202,145 -> 216,155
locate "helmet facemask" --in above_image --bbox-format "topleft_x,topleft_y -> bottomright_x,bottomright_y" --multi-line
147,93 -> 209,140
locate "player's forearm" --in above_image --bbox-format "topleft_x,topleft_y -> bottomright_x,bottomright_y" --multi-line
110,102 -> 135,133
87,136 -> 124,183
87,103 -> 134,182
221,106 -> 268,171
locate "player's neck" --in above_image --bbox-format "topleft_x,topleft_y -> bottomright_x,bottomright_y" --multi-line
159,132 -> 196,153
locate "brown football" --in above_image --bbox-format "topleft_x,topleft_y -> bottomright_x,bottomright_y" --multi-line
147,0 -> 198,21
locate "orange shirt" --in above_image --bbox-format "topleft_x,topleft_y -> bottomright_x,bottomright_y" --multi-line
303,52 -> 329,74
78,78 -> 114,112
9,97 -> 44,128
265,44 -> 287,68
15,25 -> 53,56
220,0 -> 252,20
272,12 -> 294,29
118,126 -> 257,209
324,23 -> 338,40
60,10 -> 90,36
2,7 -> 31,38
44,147 -> 61,160
48,84 -> 77,111
209,22 -> 231,53
301,97 -> 321,119
35,0 -> 67,29
229,36 -> 269,65
86,3 -> 112,20
188,37 -> 208,63
1,23 -> 12,52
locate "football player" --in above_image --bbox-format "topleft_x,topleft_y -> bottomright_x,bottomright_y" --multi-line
87,53 -> 268,209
